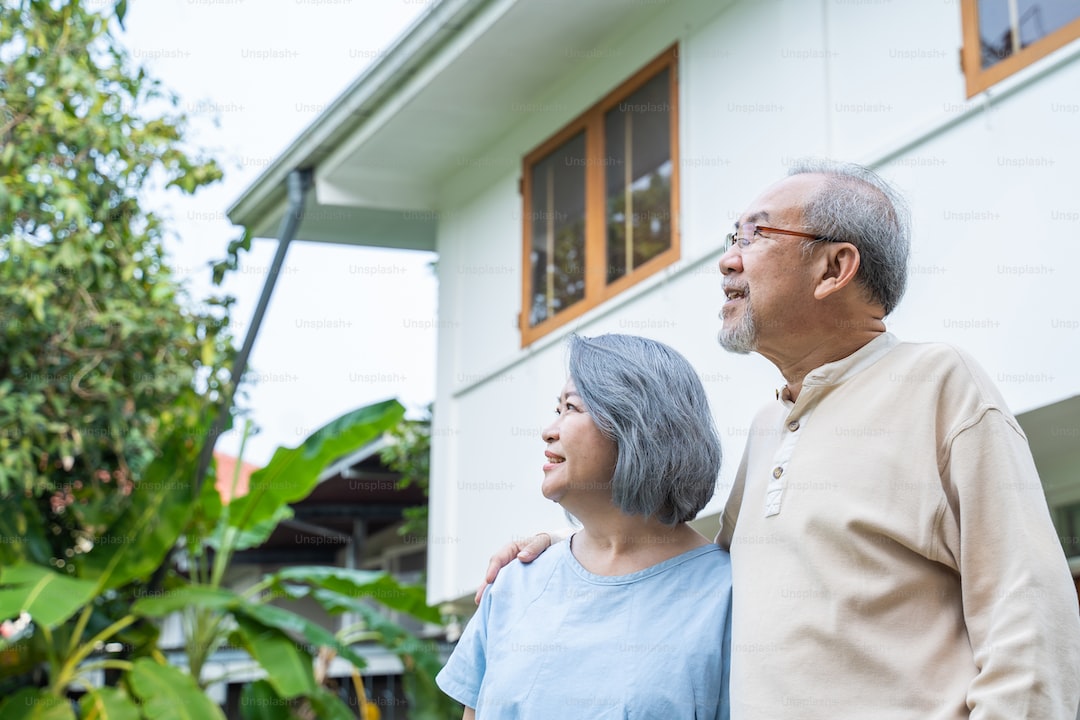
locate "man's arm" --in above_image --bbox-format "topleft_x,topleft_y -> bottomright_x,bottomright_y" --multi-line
463,707 -> 475,720
714,449 -> 749,550
948,409 -> 1080,718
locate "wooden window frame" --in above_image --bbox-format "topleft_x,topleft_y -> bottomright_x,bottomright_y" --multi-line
519,45 -> 680,347
961,0 -> 1080,97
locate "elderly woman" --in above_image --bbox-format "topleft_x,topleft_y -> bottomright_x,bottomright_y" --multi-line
436,333 -> 731,719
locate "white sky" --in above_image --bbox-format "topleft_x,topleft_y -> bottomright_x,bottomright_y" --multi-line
119,0 -> 437,465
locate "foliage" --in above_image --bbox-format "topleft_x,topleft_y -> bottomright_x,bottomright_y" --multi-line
378,405 -> 432,540
0,401 -> 460,718
0,1 -> 458,717
0,0 -> 234,585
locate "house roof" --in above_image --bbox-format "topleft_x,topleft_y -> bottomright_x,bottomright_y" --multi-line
230,439 -> 427,565
226,0 -> 672,249
213,451 -> 259,503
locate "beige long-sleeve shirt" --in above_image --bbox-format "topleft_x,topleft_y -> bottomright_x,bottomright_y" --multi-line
718,333 -> 1080,719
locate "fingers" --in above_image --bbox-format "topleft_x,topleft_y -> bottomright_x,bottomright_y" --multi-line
474,582 -> 487,606
485,543 -> 520,583
516,532 -> 552,561
473,533 -> 554,605
474,542 -> 519,605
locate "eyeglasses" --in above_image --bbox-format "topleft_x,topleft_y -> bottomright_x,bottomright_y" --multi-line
724,223 -> 835,252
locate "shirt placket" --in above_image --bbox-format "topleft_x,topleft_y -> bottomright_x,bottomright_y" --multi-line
763,399 -> 812,517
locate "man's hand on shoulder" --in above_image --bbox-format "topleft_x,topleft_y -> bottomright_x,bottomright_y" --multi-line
474,532 -> 554,605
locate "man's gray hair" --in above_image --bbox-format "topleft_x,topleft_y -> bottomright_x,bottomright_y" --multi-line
567,333 -> 722,525
788,159 -> 911,315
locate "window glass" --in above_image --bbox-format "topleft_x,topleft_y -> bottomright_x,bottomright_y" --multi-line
977,0 -> 1080,70
1060,500 -> 1080,558
604,68 -> 672,284
528,131 -> 586,327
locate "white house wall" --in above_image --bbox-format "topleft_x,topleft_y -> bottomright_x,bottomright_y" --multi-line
887,65 -> 1080,414
427,0 -> 1080,604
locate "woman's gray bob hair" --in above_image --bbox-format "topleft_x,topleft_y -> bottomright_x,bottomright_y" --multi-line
567,333 -> 722,525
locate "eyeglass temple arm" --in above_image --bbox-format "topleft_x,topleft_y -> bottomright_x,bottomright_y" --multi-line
754,224 -> 821,240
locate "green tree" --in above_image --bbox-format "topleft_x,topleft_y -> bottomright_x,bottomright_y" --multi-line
0,0 -> 232,561
0,4 -> 459,716
0,0 -> 236,706
379,405 -> 432,540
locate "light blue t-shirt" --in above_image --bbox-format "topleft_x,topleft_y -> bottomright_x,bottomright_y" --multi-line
437,537 -> 732,719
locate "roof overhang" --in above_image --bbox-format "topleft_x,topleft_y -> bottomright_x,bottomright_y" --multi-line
227,0 -> 672,249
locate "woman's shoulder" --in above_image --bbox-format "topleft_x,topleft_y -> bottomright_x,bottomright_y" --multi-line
657,543 -> 732,599
669,542 -> 731,576
488,538 -> 571,594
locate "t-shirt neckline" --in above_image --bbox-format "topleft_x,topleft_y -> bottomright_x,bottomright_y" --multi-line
564,534 -> 720,585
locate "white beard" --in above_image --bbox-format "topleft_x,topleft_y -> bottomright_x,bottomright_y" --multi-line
718,300 -> 756,354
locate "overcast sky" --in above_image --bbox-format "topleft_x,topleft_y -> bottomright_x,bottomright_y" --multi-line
120,1 -> 437,466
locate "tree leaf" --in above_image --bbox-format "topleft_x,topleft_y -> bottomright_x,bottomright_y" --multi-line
113,0 -> 127,29
207,504 -> 293,553
310,588 -> 440,674
0,689 -> 76,720
0,495 -> 53,567
238,680 -> 291,720
78,427 -> 201,591
306,688 -> 357,720
232,614 -> 316,699
273,566 -> 441,624
132,585 -> 239,618
79,687 -> 141,720
225,400 -> 404,539
127,658 -> 227,720
235,601 -> 368,672
0,563 -> 98,629
306,589 -> 462,718
186,463 -> 225,558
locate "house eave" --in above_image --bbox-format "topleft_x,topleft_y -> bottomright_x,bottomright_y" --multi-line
225,0 -> 499,244
225,0 -> 681,250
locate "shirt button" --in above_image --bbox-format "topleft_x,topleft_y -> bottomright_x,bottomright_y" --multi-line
772,466 -> 784,479
787,420 -> 800,432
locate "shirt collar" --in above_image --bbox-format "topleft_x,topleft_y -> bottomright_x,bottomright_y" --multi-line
778,332 -> 899,404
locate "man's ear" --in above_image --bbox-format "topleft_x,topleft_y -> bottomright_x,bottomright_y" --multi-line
813,242 -> 861,300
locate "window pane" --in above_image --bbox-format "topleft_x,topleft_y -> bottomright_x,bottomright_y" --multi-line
604,68 -> 672,284
1061,501 -> 1080,558
528,131 -> 586,327
977,0 -> 1080,69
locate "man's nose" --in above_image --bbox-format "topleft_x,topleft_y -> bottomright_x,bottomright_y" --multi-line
719,246 -> 742,275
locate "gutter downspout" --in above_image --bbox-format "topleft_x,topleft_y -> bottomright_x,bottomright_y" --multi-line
193,167 -> 314,495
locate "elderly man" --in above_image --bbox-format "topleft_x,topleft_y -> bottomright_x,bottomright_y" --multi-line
479,160 -> 1080,719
